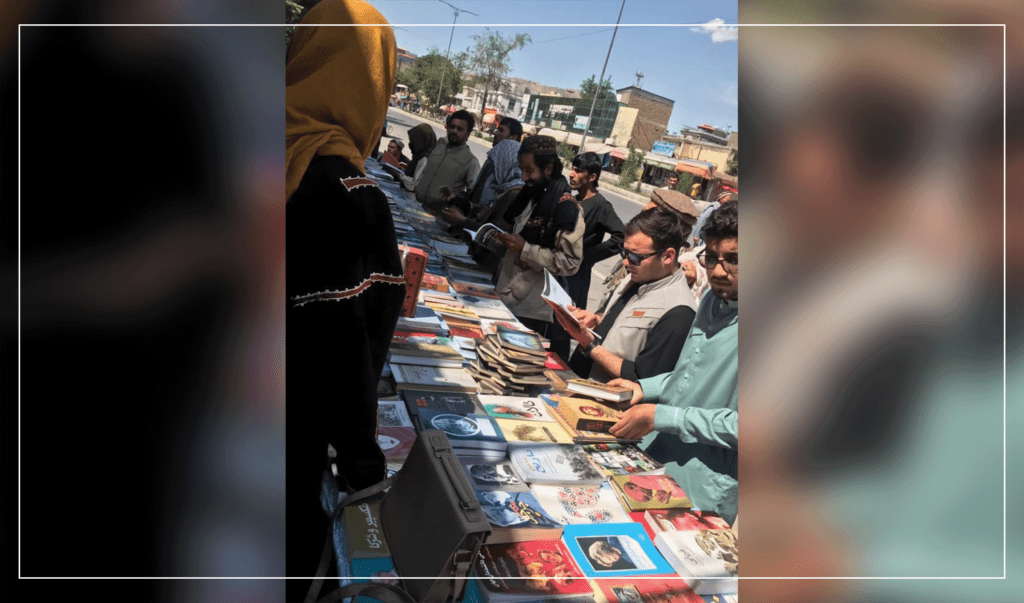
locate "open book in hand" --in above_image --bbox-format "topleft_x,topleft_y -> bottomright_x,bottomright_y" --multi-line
540,269 -> 601,342
463,223 -> 506,254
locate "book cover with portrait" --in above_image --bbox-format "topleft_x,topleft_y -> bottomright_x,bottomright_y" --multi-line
561,523 -> 676,578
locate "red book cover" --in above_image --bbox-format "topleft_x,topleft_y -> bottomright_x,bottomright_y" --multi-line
545,351 -> 571,370
593,578 -> 703,603
645,508 -> 731,533
630,511 -> 659,541
610,475 -> 692,511
474,539 -> 592,598
397,245 -> 428,317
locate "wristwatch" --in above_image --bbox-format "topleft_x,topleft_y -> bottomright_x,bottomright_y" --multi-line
581,341 -> 598,357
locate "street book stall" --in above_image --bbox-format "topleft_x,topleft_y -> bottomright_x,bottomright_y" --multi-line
309,156 -> 739,603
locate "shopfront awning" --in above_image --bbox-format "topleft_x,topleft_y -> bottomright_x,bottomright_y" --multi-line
608,147 -> 631,160
537,128 -> 570,143
675,158 -> 715,179
582,142 -> 615,154
644,153 -> 679,170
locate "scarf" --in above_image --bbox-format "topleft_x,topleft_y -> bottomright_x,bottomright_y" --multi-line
487,139 -> 525,194
404,123 -> 437,178
285,0 -> 396,201
504,175 -> 579,249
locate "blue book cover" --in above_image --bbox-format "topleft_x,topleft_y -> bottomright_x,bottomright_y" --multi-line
561,522 -> 676,578
348,557 -> 401,603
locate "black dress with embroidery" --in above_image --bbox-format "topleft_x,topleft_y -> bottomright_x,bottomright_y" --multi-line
286,154 -> 404,578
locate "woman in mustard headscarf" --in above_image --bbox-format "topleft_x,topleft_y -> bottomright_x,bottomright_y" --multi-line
286,0 -> 404,589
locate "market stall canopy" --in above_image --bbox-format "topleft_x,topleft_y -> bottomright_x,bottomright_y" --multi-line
582,141 -> 615,154
675,158 -> 716,179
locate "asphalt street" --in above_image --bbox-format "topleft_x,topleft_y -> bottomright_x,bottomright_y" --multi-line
382,106 -> 645,311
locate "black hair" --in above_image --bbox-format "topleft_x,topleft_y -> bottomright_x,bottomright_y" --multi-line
499,117 -> 523,140
625,208 -> 686,259
700,201 -> 738,242
571,152 -> 602,189
518,145 -> 564,181
449,109 -> 475,131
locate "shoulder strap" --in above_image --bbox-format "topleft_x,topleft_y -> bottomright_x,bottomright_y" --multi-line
316,582 -> 417,603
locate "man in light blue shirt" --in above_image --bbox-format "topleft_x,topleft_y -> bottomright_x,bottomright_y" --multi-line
609,202 -> 738,524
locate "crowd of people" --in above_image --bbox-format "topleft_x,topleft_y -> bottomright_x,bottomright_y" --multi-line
285,0 -> 738,592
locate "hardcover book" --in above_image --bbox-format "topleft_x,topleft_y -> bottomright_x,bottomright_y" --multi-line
473,489 -> 563,544
495,325 -> 547,357
495,418 -> 574,445
529,482 -> 633,525
473,540 -> 594,602
561,523 -> 676,578
566,379 -> 633,407
552,395 -> 623,434
508,444 -> 605,485
397,244 -> 428,318
610,475 -> 693,512
654,529 -> 738,595
582,443 -> 666,476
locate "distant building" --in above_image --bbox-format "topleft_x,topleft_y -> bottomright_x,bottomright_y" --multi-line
396,47 -> 417,72
615,86 -> 674,152
669,126 -> 737,175
521,93 -> 621,141
456,79 -> 526,122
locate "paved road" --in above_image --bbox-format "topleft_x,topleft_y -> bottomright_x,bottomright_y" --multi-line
383,107 -> 643,310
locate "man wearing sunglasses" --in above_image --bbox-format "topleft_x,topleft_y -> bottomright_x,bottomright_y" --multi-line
604,202 -> 739,525
559,207 -> 698,383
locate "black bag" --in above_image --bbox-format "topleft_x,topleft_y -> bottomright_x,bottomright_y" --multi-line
309,430 -> 491,603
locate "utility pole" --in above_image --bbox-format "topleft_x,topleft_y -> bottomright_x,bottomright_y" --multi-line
435,0 -> 478,114
579,0 -> 626,153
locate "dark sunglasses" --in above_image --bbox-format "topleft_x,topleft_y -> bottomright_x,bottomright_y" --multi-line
620,248 -> 665,266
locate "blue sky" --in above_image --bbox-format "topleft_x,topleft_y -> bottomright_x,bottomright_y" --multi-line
369,0 -> 738,135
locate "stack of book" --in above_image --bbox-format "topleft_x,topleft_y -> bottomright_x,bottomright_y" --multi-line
540,394 -> 637,445
469,326 -> 550,394
390,362 -> 478,394
387,336 -> 464,368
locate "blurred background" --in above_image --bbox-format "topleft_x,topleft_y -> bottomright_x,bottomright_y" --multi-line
3,1 -> 1019,602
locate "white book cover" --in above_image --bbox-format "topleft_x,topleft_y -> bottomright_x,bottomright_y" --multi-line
529,482 -> 632,525
654,529 -> 738,595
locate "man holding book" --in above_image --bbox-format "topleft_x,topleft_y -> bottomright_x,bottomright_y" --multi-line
491,135 -> 585,359
558,207 -> 698,383
605,202 -> 739,525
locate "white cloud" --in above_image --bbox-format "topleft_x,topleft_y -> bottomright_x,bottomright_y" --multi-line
691,18 -> 738,43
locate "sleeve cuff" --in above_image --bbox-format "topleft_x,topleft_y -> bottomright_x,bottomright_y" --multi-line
653,405 -> 698,443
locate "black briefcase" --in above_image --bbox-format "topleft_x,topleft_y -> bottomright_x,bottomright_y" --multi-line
380,429 -> 491,602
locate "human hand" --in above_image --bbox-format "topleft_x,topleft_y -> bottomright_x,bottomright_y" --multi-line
570,308 -> 600,330
607,378 -> 644,406
398,162 -> 408,170
441,206 -> 467,224
609,403 -> 657,440
554,311 -> 593,346
681,260 -> 697,287
494,233 -> 525,254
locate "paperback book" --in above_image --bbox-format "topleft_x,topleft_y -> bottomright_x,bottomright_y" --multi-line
644,509 -> 731,534
390,363 -> 478,393
653,529 -> 738,595
561,523 -> 676,578
473,489 -> 563,544
419,408 -> 507,451
479,395 -> 554,422
508,444 -> 605,485
582,443 -> 666,476
529,482 -> 633,525
610,475 -> 693,512
473,540 -> 594,602
591,579 -> 703,603
551,395 -> 623,434
495,417 -> 574,445
565,379 -> 633,408
460,458 -> 530,492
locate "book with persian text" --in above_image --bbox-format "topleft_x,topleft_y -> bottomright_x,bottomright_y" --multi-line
610,475 -> 693,512
653,529 -> 738,595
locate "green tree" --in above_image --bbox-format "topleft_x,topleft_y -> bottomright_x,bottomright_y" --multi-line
676,172 -> 696,193
619,146 -> 644,190
558,141 -> 576,170
579,74 -> 615,105
726,159 -> 738,176
400,48 -> 467,110
466,29 -> 531,114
